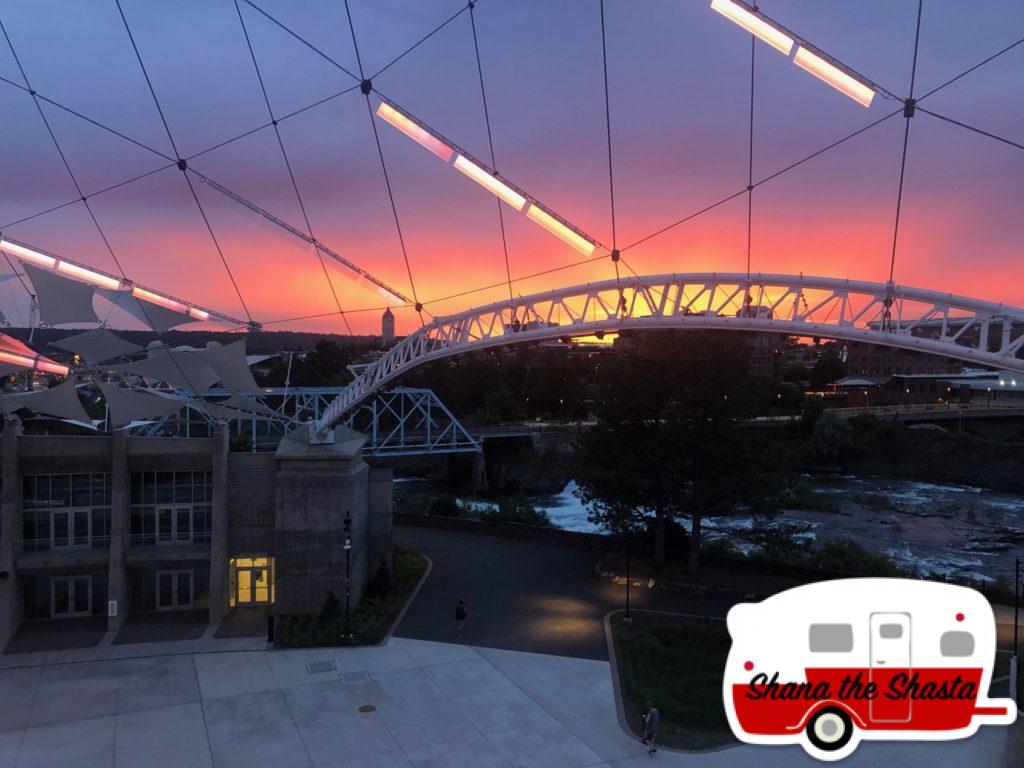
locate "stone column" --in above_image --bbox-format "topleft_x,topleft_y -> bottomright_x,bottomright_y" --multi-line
107,430 -> 128,632
367,466 -> 394,578
208,425 -> 230,624
274,425 -> 368,615
0,417 -> 21,647
471,450 -> 488,493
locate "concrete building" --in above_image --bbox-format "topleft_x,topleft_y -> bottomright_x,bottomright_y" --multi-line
381,307 -> 395,345
0,417 -> 393,647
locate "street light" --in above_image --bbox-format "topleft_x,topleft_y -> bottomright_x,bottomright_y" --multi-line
343,513 -> 352,642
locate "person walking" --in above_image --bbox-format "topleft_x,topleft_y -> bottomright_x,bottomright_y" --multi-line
641,701 -> 659,755
454,599 -> 468,640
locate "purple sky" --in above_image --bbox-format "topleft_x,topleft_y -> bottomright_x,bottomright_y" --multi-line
0,0 -> 1021,334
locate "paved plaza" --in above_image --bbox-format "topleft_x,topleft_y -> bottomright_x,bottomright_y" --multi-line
0,635 -> 1010,767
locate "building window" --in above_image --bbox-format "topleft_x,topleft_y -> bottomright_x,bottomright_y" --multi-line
129,566 -> 209,612
22,474 -> 112,552
23,571 -> 108,620
130,471 -> 212,546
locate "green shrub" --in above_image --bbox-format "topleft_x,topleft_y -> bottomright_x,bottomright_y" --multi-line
479,496 -> 553,527
426,495 -> 462,517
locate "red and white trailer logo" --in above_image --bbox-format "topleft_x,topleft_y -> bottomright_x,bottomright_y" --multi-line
724,578 -> 1016,761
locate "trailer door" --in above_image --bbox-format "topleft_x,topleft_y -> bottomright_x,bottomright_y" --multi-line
869,612 -> 912,723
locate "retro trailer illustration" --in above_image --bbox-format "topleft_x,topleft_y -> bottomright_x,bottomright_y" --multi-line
724,578 -> 1016,761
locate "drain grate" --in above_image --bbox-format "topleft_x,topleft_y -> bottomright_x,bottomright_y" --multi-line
341,670 -> 370,684
305,660 -> 337,674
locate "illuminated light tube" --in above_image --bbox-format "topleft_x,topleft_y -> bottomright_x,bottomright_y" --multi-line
377,286 -> 405,305
0,350 -> 68,376
188,307 -> 210,321
453,155 -> 527,211
793,46 -> 875,107
56,261 -> 121,290
376,102 -> 454,161
132,286 -> 188,314
710,0 -> 794,55
526,205 -> 597,256
0,239 -> 57,268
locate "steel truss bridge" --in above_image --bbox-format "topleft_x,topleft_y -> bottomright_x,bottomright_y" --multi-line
310,272 -> 1024,440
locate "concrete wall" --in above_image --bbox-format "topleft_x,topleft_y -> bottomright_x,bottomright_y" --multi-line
367,466 -> 394,578
227,451 -> 277,553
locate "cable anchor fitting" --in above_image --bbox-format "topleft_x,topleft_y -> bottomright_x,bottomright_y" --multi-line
176,159 -> 188,172
903,98 -> 916,118
360,79 -> 373,95
610,249 -> 620,263
414,302 -> 423,312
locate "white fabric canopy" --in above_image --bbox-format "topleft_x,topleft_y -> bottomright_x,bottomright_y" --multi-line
190,341 -> 261,392
220,390 -> 278,417
50,328 -> 144,364
98,289 -> 196,332
23,263 -> 99,326
96,381 -> 186,427
0,379 -> 90,422
106,350 -> 220,393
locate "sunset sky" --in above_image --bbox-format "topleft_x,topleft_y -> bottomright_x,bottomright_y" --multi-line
0,0 -> 1021,336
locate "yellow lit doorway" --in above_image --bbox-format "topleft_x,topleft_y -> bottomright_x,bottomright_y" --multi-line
229,556 -> 275,607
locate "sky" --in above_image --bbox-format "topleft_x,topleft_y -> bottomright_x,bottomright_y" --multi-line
0,0 -> 1021,336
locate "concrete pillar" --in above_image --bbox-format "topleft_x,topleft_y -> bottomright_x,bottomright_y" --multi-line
208,425 -> 230,624
274,425 -> 368,616
0,418 -> 21,647
107,430 -> 128,632
471,450 -> 488,493
367,466 -> 394,578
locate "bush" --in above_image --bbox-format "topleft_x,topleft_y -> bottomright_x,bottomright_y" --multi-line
426,495 -> 462,518
811,410 -> 853,460
479,496 -> 553,527
364,558 -> 392,600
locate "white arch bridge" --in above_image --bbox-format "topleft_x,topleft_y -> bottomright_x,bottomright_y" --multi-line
311,273 -> 1024,442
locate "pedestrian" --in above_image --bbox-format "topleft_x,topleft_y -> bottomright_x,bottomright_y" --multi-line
454,599 -> 468,639
641,701 -> 659,755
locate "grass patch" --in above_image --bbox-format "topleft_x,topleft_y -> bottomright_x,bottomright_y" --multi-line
611,611 -> 735,750
275,548 -> 426,648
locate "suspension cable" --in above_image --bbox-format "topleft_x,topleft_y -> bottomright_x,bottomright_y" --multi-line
468,0 -> 514,308
746,30 -> 755,281
232,0 -> 353,335
916,35 -> 1024,102
114,0 -> 254,326
597,0 -> 625,313
888,0 -> 924,285
0,16 -> 219,397
622,108 -> 903,253
917,107 -> 1024,153
372,1 -> 479,81
343,0 -> 425,326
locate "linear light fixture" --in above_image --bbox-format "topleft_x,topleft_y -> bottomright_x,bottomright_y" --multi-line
0,238 -> 57,268
793,46 -> 875,107
376,101 -> 454,161
453,155 -> 527,210
376,99 -> 603,255
188,307 -> 210,321
526,205 -> 597,256
56,261 -> 121,290
710,0 -> 794,54
132,286 -> 188,314
0,349 -> 68,375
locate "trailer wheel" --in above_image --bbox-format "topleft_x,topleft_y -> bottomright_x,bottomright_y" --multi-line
806,707 -> 853,752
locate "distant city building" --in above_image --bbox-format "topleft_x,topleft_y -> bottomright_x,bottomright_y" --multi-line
381,307 -> 395,345
842,341 -> 963,377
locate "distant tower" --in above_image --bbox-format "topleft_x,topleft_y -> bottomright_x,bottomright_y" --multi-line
381,307 -> 395,345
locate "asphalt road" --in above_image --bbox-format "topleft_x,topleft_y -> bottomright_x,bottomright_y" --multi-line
393,524 -> 736,660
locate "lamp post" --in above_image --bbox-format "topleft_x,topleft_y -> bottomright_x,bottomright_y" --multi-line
1015,557 -> 1020,657
343,513 -> 352,642
624,534 -> 632,623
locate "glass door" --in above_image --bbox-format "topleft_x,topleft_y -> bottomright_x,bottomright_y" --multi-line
232,557 -> 274,606
157,570 -> 194,610
52,575 -> 91,617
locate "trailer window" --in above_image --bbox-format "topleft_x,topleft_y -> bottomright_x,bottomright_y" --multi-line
878,623 -> 903,639
940,631 -> 974,657
809,623 -> 853,653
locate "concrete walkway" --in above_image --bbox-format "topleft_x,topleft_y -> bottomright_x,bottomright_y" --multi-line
0,636 -> 1007,767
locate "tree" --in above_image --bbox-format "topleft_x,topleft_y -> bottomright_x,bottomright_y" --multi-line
572,331 -> 790,572
809,352 -> 846,390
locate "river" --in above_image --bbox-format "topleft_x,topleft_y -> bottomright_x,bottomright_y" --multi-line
398,473 -> 1024,585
